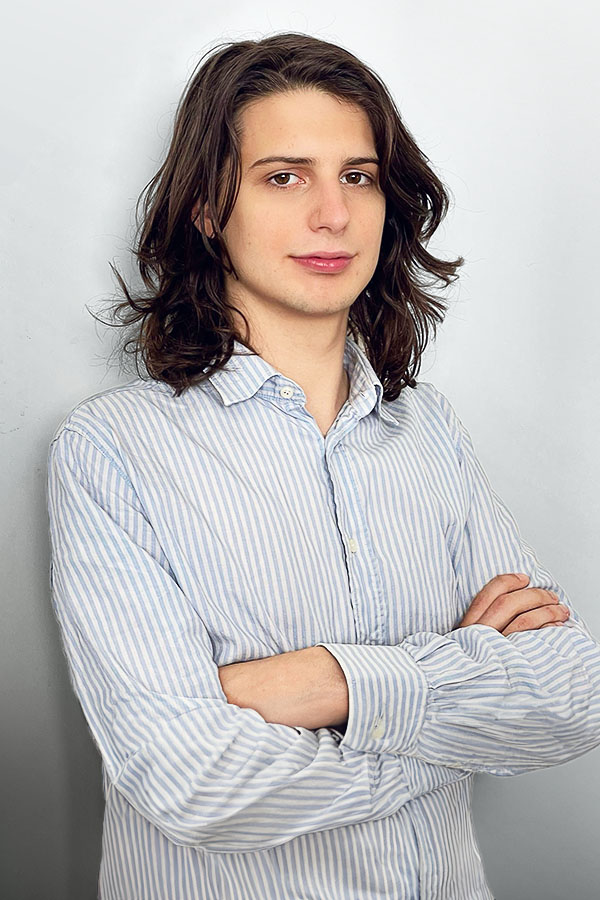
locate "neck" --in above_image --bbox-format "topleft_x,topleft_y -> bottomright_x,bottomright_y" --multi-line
235,322 -> 351,437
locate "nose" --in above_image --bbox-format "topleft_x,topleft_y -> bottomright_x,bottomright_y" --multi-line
308,180 -> 350,233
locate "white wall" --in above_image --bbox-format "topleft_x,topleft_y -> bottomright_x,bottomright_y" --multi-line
2,1 -> 599,897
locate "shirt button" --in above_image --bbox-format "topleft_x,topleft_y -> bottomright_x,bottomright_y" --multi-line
279,386 -> 294,398
370,716 -> 385,740
348,538 -> 358,553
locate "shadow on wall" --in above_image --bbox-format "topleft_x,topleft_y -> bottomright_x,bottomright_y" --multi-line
48,569 -> 105,898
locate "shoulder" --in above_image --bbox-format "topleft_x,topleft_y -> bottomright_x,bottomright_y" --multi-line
47,378 -> 177,476
50,378 -> 160,441
384,380 -> 468,460
405,380 -> 454,415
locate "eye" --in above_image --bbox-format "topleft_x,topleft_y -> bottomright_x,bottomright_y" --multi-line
268,172 -> 302,187
266,170 -> 375,189
342,171 -> 373,186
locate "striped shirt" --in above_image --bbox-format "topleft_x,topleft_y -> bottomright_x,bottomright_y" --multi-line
46,335 -> 600,899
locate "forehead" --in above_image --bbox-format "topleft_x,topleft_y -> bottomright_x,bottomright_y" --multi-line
236,89 -> 376,161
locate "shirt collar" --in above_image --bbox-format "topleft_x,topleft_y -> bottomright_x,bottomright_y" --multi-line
207,336 -> 397,425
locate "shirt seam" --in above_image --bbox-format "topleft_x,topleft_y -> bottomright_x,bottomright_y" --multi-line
53,424 -> 135,489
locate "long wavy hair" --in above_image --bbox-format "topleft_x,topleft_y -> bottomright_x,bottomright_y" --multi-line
103,32 -> 463,399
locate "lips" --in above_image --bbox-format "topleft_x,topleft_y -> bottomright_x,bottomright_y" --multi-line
294,251 -> 354,259
292,254 -> 353,272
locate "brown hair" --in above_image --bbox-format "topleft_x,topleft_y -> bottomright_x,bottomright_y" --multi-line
102,32 -> 463,399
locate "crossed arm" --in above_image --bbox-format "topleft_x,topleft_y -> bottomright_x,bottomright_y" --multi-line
218,644 -> 349,730
218,573 -> 571,731
48,417 -> 600,851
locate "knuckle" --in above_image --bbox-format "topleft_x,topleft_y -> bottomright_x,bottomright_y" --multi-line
548,606 -> 567,621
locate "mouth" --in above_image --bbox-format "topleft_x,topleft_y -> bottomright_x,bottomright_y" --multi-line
290,251 -> 355,273
293,251 -> 354,259
292,257 -> 353,273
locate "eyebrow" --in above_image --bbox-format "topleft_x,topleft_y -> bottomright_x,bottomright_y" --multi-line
248,155 -> 380,171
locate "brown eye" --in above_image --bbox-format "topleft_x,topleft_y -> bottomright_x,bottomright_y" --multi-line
342,172 -> 371,186
268,173 -> 301,187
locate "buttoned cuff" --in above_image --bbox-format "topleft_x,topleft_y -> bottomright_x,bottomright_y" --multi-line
315,642 -> 429,754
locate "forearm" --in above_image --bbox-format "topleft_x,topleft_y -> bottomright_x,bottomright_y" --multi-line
218,646 -> 349,730
316,621 -> 600,774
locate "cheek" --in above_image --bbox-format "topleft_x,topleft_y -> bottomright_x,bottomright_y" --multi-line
223,224 -> 289,280
355,196 -> 385,231
228,203 -> 289,255
373,201 -> 387,234
360,208 -> 386,256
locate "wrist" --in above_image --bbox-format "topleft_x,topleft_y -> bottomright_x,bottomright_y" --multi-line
312,646 -> 349,728
218,646 -> 349,730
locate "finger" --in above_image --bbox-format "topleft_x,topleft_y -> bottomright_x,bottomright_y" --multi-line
489,586 -> 559,615
476,587 -> 558,631
459,573 -> 530,626
501,603 -> 570,636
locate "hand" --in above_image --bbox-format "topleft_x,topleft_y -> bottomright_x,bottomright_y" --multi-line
456,573 -> 570,637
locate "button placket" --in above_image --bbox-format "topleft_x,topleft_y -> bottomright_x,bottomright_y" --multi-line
325,437 -> 385,644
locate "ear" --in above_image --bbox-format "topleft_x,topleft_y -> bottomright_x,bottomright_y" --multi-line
191,199 -> 215,239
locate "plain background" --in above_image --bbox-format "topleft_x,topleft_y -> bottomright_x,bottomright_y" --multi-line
2,1 -> 599,898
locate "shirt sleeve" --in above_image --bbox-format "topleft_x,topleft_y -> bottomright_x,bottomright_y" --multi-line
47,423 -> 470,853
316,387 -> 600,776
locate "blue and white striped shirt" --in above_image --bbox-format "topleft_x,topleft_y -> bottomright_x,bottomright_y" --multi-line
47,336 -> 600,899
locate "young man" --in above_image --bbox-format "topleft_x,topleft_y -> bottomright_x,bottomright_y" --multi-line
47,33 -> 600,900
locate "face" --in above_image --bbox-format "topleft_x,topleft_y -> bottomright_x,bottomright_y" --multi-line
205,88 -> 386,336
